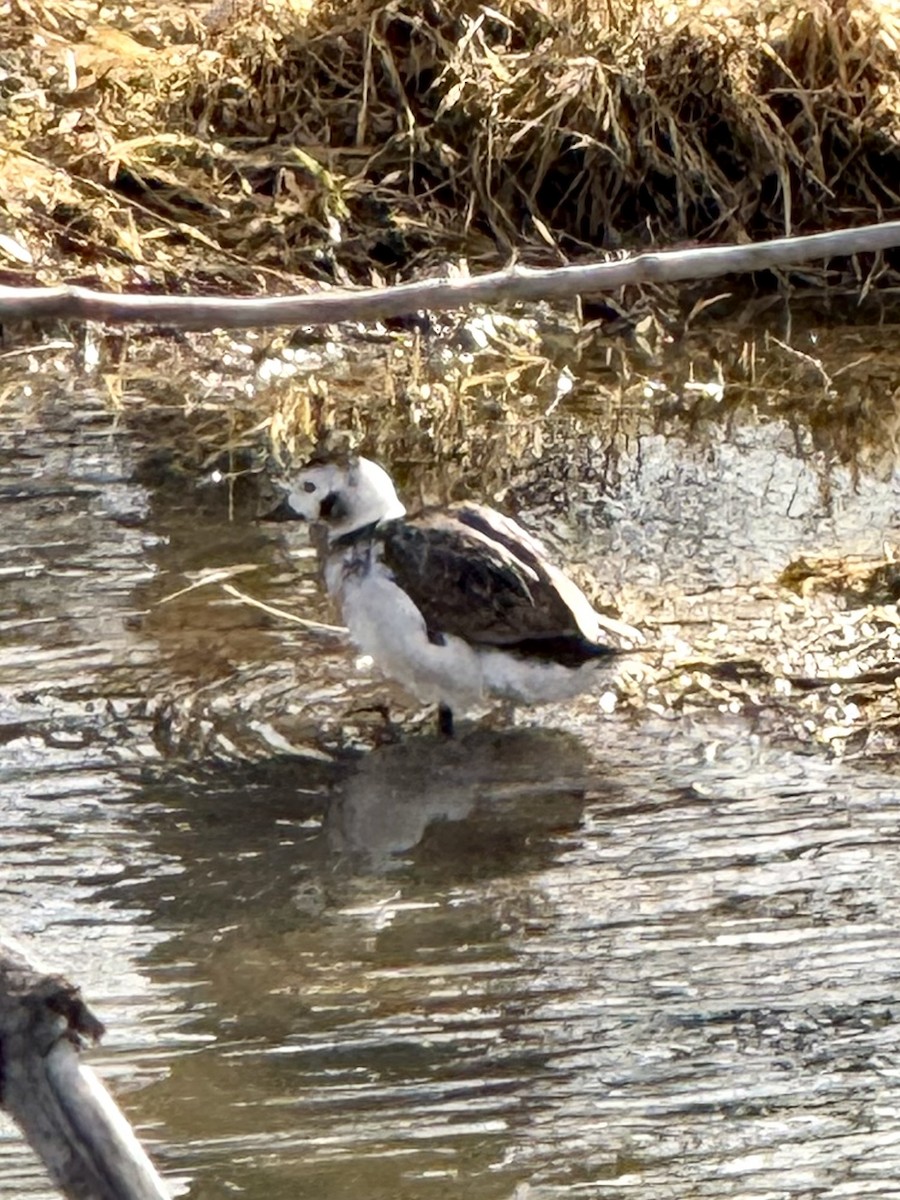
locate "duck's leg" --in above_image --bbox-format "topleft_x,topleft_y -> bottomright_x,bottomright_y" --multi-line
437,703 -> 455,737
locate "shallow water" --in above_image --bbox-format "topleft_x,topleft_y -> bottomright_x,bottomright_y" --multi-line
2,316 -> 900,1199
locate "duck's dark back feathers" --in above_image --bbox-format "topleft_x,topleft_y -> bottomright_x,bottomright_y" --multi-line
377,504 -> 612,660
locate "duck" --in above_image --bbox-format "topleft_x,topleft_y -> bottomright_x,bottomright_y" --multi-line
268,454 -> 641,735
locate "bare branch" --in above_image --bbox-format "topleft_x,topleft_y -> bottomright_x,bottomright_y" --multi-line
0,937 -> 170,1200
2,221 -> 899,331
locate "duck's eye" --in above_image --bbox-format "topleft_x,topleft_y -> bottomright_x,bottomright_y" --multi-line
303,481 -> 317,493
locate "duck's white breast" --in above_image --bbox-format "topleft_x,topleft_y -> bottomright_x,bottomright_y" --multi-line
325,543 -> 609,712
329,552 -> 487,710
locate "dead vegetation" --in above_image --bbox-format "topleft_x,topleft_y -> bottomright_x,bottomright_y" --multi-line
1,0 -> 900,295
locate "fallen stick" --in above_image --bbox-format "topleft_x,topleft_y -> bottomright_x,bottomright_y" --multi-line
0,220 -> 898,331
0,936 -> 171,1200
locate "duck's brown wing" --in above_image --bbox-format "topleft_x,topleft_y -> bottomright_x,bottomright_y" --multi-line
377,506 -> 608,655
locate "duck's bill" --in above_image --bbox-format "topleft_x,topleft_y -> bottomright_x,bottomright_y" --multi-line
261,497 -> 305,522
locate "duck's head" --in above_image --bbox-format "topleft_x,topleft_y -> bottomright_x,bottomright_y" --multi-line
267,455 -> 406,542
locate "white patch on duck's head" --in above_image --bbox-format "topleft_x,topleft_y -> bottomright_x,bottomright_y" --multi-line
282,456 -> 406,540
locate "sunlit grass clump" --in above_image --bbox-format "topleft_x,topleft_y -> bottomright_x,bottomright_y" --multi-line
1,0 -> 898,292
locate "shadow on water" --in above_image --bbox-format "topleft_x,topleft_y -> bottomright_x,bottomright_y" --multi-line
325,728 -> 590,872
3,315 -> 900,1198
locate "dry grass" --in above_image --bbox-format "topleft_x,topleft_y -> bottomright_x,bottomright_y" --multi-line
1,0 -> 899,295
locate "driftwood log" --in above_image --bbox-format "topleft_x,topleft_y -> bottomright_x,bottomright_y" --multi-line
0,936 -> 170,1200
0,220 -> 898,331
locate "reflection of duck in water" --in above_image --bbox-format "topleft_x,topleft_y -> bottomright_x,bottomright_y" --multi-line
269,455 -> 641,734
326,727 -> 590,872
